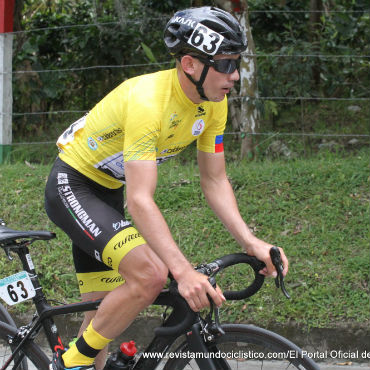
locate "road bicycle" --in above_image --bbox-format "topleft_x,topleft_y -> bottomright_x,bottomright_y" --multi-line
0,220 -> 320,370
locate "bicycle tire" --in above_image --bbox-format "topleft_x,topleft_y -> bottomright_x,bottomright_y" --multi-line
162,324 -> 320,370
0,320 -> 50,370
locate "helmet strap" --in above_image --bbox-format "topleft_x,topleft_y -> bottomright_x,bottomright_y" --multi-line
184,64 -> 210,101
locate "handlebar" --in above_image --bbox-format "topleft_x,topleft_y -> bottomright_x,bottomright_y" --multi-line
155,248 -> 290,337
205,253 -> 266,300
155,252 -> 278,337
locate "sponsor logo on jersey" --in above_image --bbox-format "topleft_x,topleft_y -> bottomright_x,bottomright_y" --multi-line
95,151 -> 125,182
160,145 -> 187,155
97,128 -> 123,142
87,137 -> 98,150
195,105 -> 206,117
192,119 -> 205,136
169,113 -> 182,129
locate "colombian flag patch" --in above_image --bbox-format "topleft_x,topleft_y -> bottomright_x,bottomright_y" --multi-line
215,135 -> 224,153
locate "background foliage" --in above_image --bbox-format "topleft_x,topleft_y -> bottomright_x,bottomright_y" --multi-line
11,0 -> 370,150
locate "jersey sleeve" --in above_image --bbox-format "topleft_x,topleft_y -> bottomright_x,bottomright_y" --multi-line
197,98 -> 227,153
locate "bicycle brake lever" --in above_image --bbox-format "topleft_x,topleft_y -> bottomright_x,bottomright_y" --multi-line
206,277 -> 225,337
213,306 -> 225,335
203,305 -> 225,338
208,276 -> 216,288
270,247 -> 283,288
270,247 -> 290,299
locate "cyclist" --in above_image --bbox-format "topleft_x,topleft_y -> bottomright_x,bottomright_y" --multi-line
45,6 -> 288,370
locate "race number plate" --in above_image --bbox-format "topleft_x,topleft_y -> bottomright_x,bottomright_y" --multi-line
187,23 -> 224,55
0,271 -> 36,306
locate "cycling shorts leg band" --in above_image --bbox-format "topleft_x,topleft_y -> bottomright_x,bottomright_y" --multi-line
76,270 -> 125,294
76,227 -> 146,293
102,226 -> 146,270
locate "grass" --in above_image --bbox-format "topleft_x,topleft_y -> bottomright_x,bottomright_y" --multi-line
0,148 -> 369,330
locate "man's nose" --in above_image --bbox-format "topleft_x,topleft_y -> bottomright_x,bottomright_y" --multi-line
230,68 -> 240,81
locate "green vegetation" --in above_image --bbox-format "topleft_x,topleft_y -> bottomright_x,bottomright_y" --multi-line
1,0 -> 369,333
12,0 -> 369,147
1,148 -> 368,329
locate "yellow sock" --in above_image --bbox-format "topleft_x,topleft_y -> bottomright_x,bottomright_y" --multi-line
62,321 -> 112,367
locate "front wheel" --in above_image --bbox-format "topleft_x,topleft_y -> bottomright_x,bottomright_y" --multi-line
162,324 -> 320,370
0,320 -> 50,370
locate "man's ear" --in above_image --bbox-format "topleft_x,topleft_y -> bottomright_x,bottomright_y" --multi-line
180,55 -> 196,75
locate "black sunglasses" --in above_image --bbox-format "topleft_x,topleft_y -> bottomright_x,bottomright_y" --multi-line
196,56 -> 241,74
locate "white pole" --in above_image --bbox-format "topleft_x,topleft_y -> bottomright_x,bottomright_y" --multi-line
0,31 -> 13,163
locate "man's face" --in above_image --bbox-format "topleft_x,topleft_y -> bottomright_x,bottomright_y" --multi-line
193,54 -> 240,102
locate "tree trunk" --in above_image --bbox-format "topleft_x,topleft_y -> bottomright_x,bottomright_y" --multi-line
216,0 -> 258,160
238,1 -> 258,160
309,0 -> 323,89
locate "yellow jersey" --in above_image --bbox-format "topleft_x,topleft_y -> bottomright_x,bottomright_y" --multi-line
57,68 -> 227,189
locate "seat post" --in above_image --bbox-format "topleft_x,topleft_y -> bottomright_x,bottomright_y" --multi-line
16,244 -> 49,309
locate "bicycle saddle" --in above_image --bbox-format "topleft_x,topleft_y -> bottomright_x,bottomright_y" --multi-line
0,224 -> 56,244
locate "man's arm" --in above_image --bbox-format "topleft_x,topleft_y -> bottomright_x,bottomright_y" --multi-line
124,160 -> 225,311
197,150 -> 288,276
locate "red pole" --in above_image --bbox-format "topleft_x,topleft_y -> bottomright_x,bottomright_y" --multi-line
230,0 -> 242,13
0,0 -> 15,163
0,0 -> 15,33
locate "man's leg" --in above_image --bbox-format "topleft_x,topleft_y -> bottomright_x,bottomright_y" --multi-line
78,292 -> 110,370
62,244 -> 168,368
92,244 -> 168,338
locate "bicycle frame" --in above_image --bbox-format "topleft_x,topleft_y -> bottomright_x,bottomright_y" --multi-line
2,243 -> 224,370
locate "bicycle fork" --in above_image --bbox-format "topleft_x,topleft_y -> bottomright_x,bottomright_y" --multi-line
186,322 -> 229,370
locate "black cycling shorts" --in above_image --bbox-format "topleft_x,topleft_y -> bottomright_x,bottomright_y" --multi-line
44,157 -> 146,293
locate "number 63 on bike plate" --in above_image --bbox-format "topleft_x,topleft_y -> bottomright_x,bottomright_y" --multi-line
0,271 -> 36,305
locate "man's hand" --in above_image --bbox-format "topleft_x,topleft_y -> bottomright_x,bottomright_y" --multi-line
176,269 -> 226,312
247,242 -> 289,278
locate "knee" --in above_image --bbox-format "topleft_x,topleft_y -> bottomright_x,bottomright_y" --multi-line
139,260 -> 168,297
122,260 -> 168,303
